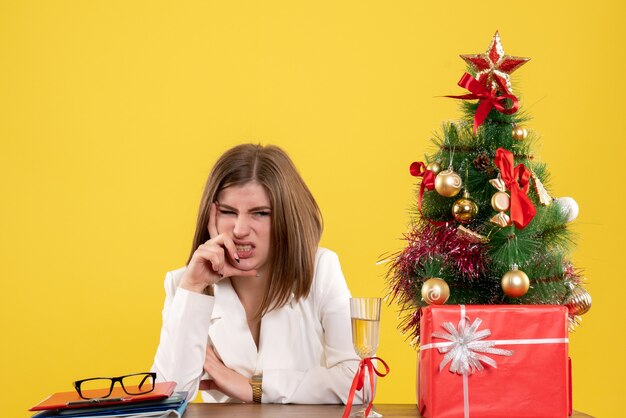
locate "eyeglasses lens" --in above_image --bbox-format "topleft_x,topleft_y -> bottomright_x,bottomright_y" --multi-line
121,373 -> 156,394
78,378 -> 114,398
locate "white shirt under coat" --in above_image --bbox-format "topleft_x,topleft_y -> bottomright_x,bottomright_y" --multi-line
151,248 -> 362,404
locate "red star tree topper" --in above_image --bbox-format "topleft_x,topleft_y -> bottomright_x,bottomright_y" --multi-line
460,31 -> 530,94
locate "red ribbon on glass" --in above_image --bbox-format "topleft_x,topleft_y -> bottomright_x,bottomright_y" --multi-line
342,357 -> 390,418
409,162 -> 446,227
494,148 -> 536,229
446,73 -> 520,133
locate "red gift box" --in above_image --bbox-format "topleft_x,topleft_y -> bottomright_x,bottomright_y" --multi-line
418,305 -> 571,418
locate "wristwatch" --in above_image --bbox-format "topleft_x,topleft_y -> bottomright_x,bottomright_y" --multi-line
250,374 -> 263,403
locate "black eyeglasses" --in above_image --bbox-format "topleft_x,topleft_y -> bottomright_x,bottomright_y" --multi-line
73,372 -> 156,399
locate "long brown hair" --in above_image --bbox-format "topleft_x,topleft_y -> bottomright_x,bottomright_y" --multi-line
189,144 -> 323,316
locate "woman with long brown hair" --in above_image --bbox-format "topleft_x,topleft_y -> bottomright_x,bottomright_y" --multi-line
151,144 -> 360,404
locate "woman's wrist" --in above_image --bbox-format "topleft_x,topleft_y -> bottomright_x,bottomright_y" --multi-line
249,374 -> 262,403
178,281 -> 209,293
178,280 -> 215,295
179,272 -> 217,294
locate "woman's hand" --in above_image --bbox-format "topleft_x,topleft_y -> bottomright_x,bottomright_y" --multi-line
201,345 -> 253,402
179,203 -> 257,293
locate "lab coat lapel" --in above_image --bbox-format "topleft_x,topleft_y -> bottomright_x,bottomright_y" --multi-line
208,279 -> 258,376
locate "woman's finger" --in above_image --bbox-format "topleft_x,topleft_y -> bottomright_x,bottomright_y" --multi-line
195,241 -> 257,279
197,243 -> 243,277
206,205 -> 239,264
219,234 -> 240,265
194,247 -> 224,276
205,345 -> 217,359
222,266 -> 258,278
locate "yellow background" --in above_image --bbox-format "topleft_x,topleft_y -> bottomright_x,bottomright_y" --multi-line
1,1 -> 624,417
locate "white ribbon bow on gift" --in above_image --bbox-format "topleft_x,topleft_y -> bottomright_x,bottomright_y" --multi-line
432,316 -> 514,375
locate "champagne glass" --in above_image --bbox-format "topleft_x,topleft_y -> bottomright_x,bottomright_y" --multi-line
350,297 -> 382,418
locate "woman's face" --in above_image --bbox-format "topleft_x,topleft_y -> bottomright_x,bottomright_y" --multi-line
214,182 -> 272,275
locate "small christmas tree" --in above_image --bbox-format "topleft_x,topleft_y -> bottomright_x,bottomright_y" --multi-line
386,32 -> 591,345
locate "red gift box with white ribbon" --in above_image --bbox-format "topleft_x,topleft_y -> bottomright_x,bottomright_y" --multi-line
418,305 -> 571,418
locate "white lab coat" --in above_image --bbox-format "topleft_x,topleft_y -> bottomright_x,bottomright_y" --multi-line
151,248 -> 362,404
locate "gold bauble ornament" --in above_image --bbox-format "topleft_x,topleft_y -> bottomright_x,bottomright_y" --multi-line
491,191 -> 511,212
427,161 -> 442,175
501,265 -> 530,298
421,278 -> 450,305
434,169 -> 463,197
452,191 -> 478,223
512,125 -> 528,141
565,285 -> 592,316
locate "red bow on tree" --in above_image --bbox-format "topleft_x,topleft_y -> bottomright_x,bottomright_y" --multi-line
494,148 -> 536,229
446,73 -> 519,133
409,162 -> 435,189
409,162 -> 446,226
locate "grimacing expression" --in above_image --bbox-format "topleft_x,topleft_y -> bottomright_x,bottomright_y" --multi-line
214,182 -> 272,275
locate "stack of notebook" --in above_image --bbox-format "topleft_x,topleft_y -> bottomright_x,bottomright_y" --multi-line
29,382 -> 187,418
